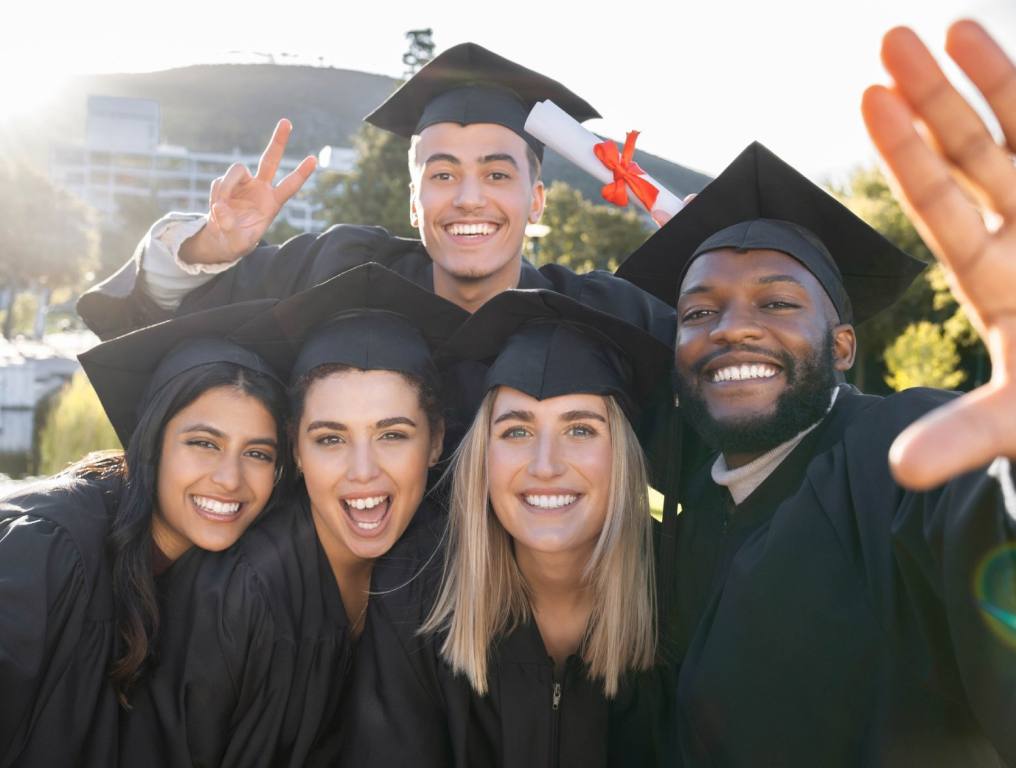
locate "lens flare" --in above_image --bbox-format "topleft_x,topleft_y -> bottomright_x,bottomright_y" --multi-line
975,544 -> 1016,649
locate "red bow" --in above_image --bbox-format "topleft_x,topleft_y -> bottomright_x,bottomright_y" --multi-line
593,131 -> 659,212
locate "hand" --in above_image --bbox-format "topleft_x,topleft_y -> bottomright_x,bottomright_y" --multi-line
862,20 -> 1016,489
181,119 -> 317,265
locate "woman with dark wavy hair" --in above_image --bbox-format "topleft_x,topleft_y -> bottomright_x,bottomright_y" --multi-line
0,301 -> 287,768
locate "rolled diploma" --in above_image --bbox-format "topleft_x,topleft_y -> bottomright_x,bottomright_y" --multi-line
525,100 -> 684,218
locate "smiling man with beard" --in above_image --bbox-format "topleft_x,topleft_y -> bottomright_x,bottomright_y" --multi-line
618,139 -> 1016,767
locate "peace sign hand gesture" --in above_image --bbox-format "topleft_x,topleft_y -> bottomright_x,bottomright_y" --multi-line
862,20 -> 1016,490
181,119 -> 317,265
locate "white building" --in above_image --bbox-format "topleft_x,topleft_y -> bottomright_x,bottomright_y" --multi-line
48,95 -> 355,232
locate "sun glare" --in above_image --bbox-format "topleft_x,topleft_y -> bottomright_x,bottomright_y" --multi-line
0,58 -> 68,121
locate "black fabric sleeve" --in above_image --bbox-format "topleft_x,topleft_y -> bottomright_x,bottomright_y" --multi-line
76,224 -> 404,340
0,516 -> 87,766
815,389 -> 1016,765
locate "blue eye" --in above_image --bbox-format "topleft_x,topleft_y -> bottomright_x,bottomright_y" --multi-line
567,424 -> 597,438
500,426 -> 530,439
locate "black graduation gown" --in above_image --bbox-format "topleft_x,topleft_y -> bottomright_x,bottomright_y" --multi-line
669,386 -> 1016,767
0,475 -> 121,768
119,491 -> 352,768
340,517 -> 676,768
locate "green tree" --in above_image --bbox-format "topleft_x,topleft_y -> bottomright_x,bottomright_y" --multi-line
36,372 -> 121,475
0,163 -> 98,338
830,167 -> 985,393
403,29 -> 435,76
536,182 -> 651,272
312,125 -> 415,237
884,320 -> 966,391
96,193 -> 167,282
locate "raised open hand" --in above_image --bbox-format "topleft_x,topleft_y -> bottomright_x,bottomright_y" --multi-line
862,20 -> 1016,490
181,119 -> 317,265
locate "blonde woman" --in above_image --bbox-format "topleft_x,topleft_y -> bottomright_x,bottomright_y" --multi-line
342,287 -> 676,767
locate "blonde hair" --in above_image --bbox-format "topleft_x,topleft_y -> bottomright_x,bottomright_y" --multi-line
422,390 -> 656,697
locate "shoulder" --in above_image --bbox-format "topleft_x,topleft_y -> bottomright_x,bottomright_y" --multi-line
838,386 -> 958,446
310,225 -> 425,262
1,472 -> 120,567
370,505 -> 446,607
537,264 -> 676,343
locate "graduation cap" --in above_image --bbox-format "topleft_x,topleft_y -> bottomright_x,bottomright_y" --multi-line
615,141 -> 927,324
365,42 -> 600,160
440,287 -> 672,419
79,300 -> 282,446
232,262 -> 469,383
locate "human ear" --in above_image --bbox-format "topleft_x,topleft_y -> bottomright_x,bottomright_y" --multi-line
528,180 -> 545,224
428,421 -> 445,467
832,324 -> 857,371
409,183 -> 420,228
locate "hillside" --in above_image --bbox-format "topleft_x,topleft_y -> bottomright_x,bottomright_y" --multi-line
11,63 -> 711,201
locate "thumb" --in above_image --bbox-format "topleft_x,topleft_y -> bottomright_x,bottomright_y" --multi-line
889,385 -> 1011,489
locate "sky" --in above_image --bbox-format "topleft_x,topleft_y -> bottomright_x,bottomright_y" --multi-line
3,0 -> 1014,183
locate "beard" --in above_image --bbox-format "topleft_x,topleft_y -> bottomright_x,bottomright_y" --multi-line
674,331 -> 838,456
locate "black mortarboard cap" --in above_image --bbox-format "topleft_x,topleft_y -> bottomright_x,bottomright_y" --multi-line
364,42 -> 600,160
232,263 -> 468,383
615,141 -> 926,324
79,300 -> 282,446
440,288 -> 672,419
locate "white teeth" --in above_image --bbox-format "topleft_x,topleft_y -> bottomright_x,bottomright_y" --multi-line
354,519 -> 381,531
344,495 -> 388,511
192,496 -> 241,516
711,364 -> 779,383
524,494 -> 578,509
446,222 -> 497,236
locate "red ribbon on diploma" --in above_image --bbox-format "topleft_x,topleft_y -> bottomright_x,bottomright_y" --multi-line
593,131 -> 659,211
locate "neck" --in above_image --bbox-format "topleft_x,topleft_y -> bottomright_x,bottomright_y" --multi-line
311,508 -> 373,638
432,259 -> 523,314
515,542 -> 594,668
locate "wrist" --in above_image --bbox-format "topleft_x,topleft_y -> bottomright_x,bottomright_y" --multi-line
179,225 -> 230,265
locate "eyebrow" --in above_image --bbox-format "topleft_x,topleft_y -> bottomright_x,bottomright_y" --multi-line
680,273 -> 806,297
480,153 -> 520,169
423,152 -> 520,169
494,409 -> 534,424
493,409 -> 607,425
560,410 -> 607,423
424,152 -> 461,166
182,424 -> 277,447
305,417 -> 417,431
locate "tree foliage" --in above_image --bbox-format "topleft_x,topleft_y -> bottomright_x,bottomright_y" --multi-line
884,320 -> 966,391
534,182 -> 652,272
312,124 -> 415,237
0,163 -> 98,337
37,372 -> 121,475
403,29 -> 435,76
831,167 -> 986,394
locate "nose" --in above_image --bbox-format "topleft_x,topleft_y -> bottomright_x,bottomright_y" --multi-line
453,174 -> 485,211
708,303 -> 765,346
347,440 -> 381,483
528,433 -> 566,480
211,453 -> 243,492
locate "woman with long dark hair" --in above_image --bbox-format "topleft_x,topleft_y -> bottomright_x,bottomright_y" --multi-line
0,300 -> 288,768
341,285 -> 677,767
116,263 -> 467,767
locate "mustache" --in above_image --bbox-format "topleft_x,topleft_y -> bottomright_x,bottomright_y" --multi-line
689,344 -> 793,376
